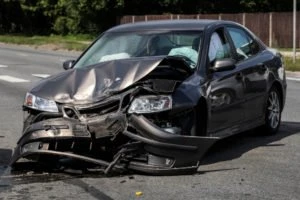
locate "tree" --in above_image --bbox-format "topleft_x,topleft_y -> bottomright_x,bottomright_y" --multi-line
17,0 -> 55,34
1,0 -> 299,35
21,0 -> 124,35
0,0 -> 24,33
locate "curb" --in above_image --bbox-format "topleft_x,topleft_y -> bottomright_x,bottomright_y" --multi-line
286,77 -> 300,82
286,71 -> 300,78
286,71 -> 300,82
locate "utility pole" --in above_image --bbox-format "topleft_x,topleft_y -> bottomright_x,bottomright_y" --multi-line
293,0 -> 297,63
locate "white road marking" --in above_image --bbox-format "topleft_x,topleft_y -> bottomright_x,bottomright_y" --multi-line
18,53 -> 28,57
0,75 -> 30,83
0,64 -> 8,68
287,77 -> 300,82
32,74 -> 50,78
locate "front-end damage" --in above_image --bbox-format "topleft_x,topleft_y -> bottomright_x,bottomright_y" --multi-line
11,56 -> 219,175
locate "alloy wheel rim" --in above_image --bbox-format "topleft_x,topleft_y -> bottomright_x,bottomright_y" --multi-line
267,91 -> 280,129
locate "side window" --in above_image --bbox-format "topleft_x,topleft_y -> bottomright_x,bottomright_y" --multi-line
228,27 -> 260,60
208,30 -> 231,63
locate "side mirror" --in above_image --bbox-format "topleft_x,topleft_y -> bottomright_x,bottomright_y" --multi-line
211,58 -> 236,72
63,60 -> 75,70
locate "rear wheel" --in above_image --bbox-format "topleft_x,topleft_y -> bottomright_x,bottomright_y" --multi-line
263,87 -> 282,135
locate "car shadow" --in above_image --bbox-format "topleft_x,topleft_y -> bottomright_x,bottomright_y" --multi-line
0,148 -> 12,166
200,121 -> 300,166
0,148 -> 13,187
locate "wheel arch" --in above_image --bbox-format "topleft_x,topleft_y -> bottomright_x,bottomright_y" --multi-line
195,97 -> 208,136
269,80 -> 284,112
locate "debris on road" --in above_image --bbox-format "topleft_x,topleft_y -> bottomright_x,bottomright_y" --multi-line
135,191 -> 143,197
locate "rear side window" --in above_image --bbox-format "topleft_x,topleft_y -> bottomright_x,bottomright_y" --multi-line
228,27 -> 260,60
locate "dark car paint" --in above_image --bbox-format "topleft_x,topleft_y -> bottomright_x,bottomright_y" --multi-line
30,56 -> 165,104
198,23 -> 286,137
11,20 -> 286,175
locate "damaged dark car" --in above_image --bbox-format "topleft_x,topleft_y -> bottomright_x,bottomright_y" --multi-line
11,20 -> 286,175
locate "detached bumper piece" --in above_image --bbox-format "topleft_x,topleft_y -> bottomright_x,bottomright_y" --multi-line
11,115 -> 219,175
125,115 -> 219,175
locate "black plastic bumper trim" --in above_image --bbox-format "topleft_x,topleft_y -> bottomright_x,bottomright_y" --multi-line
10,149 -> 124,171
123,130 -> 198,151
128,161 -> 198,175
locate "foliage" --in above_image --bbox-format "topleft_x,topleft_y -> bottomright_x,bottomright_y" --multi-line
0,0 -> 299,35
284,57 -> 300,72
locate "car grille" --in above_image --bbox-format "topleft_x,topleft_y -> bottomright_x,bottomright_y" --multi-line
78,99 -> 120,117
62,99 -> 120,119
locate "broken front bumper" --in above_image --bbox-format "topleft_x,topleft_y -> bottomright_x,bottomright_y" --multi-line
11,114 -> 219,175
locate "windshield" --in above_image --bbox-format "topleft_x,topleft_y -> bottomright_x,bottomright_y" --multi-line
74,31 -> 202,69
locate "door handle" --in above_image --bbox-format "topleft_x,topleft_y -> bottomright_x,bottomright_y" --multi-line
235,72 -> 243,80
257,63 -> 267,72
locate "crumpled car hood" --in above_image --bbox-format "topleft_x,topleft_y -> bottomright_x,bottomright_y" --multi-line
30,56 -> 165,104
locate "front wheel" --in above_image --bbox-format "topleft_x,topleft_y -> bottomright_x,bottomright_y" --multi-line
262,87 -> 282,135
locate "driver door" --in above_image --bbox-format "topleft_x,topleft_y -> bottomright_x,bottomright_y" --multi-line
207,28 -> 246,137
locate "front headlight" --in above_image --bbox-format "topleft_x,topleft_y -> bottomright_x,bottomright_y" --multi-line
128,95 -> 172,114
24,92 -> 58,113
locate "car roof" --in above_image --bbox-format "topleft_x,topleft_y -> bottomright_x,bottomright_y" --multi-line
107,19 -> 237,32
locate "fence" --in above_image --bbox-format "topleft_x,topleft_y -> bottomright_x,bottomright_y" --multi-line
120,12 -> 300,48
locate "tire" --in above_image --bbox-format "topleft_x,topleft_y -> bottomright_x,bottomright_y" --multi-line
262,86 -> 282,135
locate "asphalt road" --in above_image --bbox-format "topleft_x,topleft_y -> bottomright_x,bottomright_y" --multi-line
0,44 -> 299,200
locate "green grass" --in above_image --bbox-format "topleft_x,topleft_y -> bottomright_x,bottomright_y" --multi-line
0,34 -> 93,51
0,34 -> 299,71
278,48 -> 300,52
284,57 -> 300,71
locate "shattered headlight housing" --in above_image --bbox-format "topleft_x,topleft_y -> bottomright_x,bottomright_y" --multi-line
24,92 -> 58,112
128,95 -> 172,114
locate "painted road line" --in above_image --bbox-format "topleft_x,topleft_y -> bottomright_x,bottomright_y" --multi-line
287,77 -> 300,82
18,53 -> 28,57
0,65 -> 8,68
0,75 -> 30,83
32,74 -> 50,78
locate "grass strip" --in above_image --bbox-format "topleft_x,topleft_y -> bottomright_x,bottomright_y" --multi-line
0,34 -> 93,51
284,57 -> 300,72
